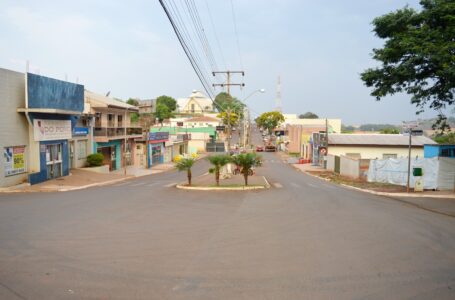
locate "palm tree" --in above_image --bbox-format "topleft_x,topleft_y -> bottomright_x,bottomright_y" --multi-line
175,157 -> 196,186
231,153 -> 262,186
207,154 -> 232,186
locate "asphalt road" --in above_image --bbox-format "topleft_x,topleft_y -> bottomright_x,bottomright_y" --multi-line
1,147 -> 455,299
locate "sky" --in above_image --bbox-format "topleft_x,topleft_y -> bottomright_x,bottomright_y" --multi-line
0,0 -> 452,125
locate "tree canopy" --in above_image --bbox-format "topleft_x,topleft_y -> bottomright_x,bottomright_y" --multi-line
360,0 -> 455,131
298,112 -> 319,119
126,98 -> 139,106
214,92 -> 245,113
155,103 -> 174,124
255,111 -> 285,134
156,95 -> 177,112
380,128 -> 400,134
433,132 -> 455,144
217,111 -> 240,127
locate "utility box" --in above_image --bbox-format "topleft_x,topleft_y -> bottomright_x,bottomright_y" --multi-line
414,178 -> 424,192
413,167 -> 423,177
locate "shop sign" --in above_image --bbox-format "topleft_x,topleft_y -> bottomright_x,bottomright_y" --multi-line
33,119 -> 72,141
216,126 -> 225,131
177,122 -> 184,126
148,132 -> 169,141
3,146 -> 26,176
73,127 -> 89,136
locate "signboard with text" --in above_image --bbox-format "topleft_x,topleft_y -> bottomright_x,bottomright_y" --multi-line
72,127 -> 89,136
3,146 -> 26,176
33,119 -> 72,141
148,132 -> 169,141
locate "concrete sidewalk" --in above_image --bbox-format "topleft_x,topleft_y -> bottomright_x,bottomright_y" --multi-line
0,163 -> 176,193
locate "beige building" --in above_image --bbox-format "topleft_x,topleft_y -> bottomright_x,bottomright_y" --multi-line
328,134 -> 437,159
283,114 -> 341,133
85,90 -> 142,171
0,68 -> 29,187
177,90 -> 214,114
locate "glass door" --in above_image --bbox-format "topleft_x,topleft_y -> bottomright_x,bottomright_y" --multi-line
46,144 -> 63,179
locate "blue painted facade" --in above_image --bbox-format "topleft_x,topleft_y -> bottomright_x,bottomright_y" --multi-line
27,73 -> 84,112
94,140 -> 122,170
424,144 -> 455,158
147,143 -> 165,168
29,140 -> 69,185
26,73 -> 84,185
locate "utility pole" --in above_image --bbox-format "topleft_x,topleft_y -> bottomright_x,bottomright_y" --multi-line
212,71 -> 245,153
403,121 -> 418,193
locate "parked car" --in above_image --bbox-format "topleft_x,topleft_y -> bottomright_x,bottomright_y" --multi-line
265,145 -> 276,152
256,145 -> 264,152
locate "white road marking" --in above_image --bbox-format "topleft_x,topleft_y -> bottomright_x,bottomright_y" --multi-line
164,182 -> 176,187
273,183 -> 283,188
307,183 -> 319,189
146,183 -> 159,187
131,182 -> 146,186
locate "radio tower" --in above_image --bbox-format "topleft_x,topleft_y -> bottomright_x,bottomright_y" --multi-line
275,76 -> 282,112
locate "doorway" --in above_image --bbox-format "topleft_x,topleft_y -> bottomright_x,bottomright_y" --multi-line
46,144 -> 63,179
69,141 -> 75,169
98,146 -> 116,171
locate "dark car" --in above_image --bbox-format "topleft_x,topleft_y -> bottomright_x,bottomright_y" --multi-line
256,145 -> 264,152
265,145 -> 276,152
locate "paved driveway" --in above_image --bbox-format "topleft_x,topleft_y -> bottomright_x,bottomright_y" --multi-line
1,153 -> 455,299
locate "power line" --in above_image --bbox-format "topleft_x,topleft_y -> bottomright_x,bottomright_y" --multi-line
230,0 -> 244,70
204,0 -> 226,70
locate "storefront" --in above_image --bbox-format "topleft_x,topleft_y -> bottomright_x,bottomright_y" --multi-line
148,131 -> 169,168
69,126 -> 90,169
94,140 -> 121,171
20,72 -> 84,185
29,118 -> 72,184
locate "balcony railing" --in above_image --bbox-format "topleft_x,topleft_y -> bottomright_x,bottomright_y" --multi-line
94,127 -> 142,138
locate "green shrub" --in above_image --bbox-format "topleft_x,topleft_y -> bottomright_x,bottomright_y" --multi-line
87,153 -> 104,167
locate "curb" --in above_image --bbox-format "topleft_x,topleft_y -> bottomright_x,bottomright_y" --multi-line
290,163 -> 455,199
176,184 -> 266,191
175,176 -> 270,191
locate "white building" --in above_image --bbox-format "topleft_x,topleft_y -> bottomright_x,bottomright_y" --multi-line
177,90 -> 214,114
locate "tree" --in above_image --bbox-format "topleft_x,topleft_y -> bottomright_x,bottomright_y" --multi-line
299,112 -> 319,119
360,0 -> 455,131
255,111 -> 285,134
207,154 -> 232,186
155,103 -> 174,124
433,132 -> 455,144
231,153 -> 262,186
156,95 -> 177,112
380,128 -> 400,134
174,156 -> 196,186
217,111 -> 240,127
214,92 -> 245,113
126,98 -> 139,106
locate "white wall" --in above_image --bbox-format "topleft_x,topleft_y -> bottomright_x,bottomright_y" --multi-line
340,155 -> 360,179
329,146 -> 424,160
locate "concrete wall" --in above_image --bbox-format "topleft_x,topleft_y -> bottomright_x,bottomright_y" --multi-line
0,68 -> 29,187
340,155 -> 360,179
326,154 -> 336,171
437,157 -> 455,191
328,146 -> 424,160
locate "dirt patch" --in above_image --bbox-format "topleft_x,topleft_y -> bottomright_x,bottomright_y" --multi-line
308,171 -> 408,193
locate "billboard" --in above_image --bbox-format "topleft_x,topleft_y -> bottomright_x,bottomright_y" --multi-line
4,146 -> 26,176
27,73 -> 84,112
148,132 -> 169,141
33,119 -> 72,141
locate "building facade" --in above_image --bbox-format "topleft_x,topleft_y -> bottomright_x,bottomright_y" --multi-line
85,91 -> 142,171
176,90 -> 214,114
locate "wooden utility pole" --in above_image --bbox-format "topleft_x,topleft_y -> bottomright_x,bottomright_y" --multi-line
212,71 -> 245,153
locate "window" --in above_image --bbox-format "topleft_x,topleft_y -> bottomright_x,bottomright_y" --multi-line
108,114 -> 115,127
118,115 -> 123,127
191,103 -> 195,113
383,153 -> 397,159
77,140 -> 87,160
95,113 -> 102,127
